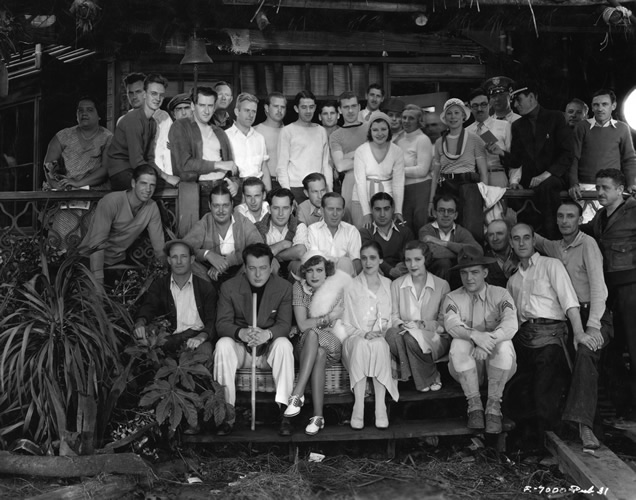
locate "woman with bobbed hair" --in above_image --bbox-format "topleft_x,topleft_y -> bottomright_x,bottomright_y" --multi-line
284,251 -> 351,435
385,240 -> 451,392
351,113 -> 405,230
341,240 -> 398,429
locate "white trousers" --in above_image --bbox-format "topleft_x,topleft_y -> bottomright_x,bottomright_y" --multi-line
448,338 -> 516,381
213,337 -> 294,406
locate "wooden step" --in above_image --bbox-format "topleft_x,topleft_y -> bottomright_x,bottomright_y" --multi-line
184,417 -> 515,444
545,431 -> 636,500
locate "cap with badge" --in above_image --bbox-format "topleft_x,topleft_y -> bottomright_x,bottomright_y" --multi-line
509,81 -> 537,100
483,76 -> 515,97
382,98 -> 406,113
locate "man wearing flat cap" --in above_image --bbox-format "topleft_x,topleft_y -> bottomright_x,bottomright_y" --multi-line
483,76 -> 520,123
168,93 -> 193,121
443,246 -> 518,433
134,239 -> 218,355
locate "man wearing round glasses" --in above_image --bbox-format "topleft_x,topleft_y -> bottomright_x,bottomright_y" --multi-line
465,88 -> 515,188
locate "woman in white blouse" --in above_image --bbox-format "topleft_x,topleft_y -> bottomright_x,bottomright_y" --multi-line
342,241 -> 398,429
351,113 -> 405,230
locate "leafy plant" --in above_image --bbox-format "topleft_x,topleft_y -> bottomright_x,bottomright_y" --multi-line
0,253 -> 133,454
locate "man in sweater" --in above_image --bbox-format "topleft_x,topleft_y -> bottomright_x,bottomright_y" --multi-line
534,201 -> 609,449
276,90 -> 332,203
254,92 -> 287,190
183,183 -> 263,284
582,168 -> 636,421
569,89 -> 636,206
395,104 -> 434,235
81,164 -> 165,284
419,194 -> 482,288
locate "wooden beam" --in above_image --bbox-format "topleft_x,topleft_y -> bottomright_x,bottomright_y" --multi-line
222,0 -> 632,9
545,431 -> 636,500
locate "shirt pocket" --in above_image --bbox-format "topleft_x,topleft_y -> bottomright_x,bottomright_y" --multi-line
610,242 -> 636,271
531,278 -> 552,298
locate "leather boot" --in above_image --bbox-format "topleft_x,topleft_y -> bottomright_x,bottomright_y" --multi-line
467,396 -> 485,429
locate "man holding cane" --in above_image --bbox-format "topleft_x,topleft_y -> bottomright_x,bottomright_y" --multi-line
213,243 -> 295,436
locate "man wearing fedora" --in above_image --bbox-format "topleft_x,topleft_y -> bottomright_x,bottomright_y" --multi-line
134,239 -> 218,355
443,246 -> 518,433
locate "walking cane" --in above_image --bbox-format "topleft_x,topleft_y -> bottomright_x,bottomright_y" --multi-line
251,292 -> 257,431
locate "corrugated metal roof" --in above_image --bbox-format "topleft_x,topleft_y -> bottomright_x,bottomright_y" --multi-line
7,44 -> 95,81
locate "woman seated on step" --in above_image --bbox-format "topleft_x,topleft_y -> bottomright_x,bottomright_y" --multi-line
283,250 -> 351,435
385,240 -> 451,392
341,241 -> 399,430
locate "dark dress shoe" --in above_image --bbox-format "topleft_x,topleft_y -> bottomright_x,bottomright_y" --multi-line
216,422 -> 234,436
279,417 -> 292,436
467,409 -> 485,429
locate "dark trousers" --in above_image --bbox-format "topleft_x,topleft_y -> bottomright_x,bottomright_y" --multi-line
606,282 -> 636,414
403,180 -> 432,236
511,322 -> 569,430
438,176 -> 483,244
514,175 -> 565,240
562,306 -> 611,428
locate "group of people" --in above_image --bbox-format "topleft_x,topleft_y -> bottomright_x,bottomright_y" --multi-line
41,72 -> 636,450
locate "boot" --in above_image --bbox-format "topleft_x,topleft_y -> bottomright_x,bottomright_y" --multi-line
467,396 -> 485,429
485,397 -> 502,434
485,366 -> 511,434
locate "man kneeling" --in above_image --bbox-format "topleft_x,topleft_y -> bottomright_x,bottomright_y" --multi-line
443,247 -> 518,433
213,243 -> 295,436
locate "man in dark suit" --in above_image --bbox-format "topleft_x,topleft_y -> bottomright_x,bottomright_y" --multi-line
134,239 -> 218,355
507,82 -> 573,239
213,243 -> 295,436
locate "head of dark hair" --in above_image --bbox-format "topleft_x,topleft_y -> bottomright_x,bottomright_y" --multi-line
302,172 -> 327,190
592,89 -> 617,104
366,83 -> 384,96
595,168 -> 626,187
264,91 -> 286,105
321,191 -> 345,209
361,240 -> 384,259
214,81 -> 232,91
370,191 -> 395,208
433,193 -> 459,210
468,87 -> 488,103
367,116 -> 393,142
319,99 -> 339,113
242,243 -> 273,264
300,255 -> 336,279
559,200 -> 583,218
241,176 -> 265,194
268,187 -> 295,206
123,72 -> 145,87
209,182 -> 232,203
404,240 -> 432,264
338,91 -> 359,107
143,73 -> 168,91
294,90 -> 316,107
191,86 -> 217,104
76,95 -> 102,118
133,164 -> 157,181
511,222 -> 535,237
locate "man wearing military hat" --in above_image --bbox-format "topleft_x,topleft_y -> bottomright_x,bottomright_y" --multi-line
483,76 -> 521,123
442,246 -> 518,433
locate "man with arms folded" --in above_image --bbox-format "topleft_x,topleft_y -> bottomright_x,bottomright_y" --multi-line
81,164 -> 165,284
277,90 -> 332,203
443,246 -> 518,433
213,243 -> 295,436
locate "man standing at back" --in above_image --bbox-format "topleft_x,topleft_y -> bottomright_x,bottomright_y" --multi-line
483,76 -> 520,123
330,91 -> 368,219
213,81 -> 234,130
255,92 -> 287,190
359,83 -> 385,122
277,90 -> 332,203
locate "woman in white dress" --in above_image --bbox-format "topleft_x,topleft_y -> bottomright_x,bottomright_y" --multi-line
341,241 -> 398,429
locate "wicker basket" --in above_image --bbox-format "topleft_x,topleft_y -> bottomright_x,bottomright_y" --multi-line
236,363 -> 352,394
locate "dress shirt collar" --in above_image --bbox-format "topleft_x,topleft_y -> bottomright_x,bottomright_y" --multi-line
588,117 -> 617,129
227,123 -> 255,137
400,271 -> 436,292
431,221 -> 456,236
468,284 -> 487,302
170,272 -> 194,290
310,205 -> 322,217
372,221 -> 400,235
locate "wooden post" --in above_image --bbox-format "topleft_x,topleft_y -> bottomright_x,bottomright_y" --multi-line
251,292 -> 257,431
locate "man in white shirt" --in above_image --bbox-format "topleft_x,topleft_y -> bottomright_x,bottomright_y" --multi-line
507,223 -> 585,439
225,92 -> 272,191
465,88 -> 515,188
255,92 -> 287,190
306,192 -> 361,276
276,90 -> 332,203
358,83 -> 385,122
234,177 -> 270,223
255,188 -> 308,278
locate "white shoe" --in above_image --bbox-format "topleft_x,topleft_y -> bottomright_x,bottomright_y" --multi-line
284,394 -> 305,417
305,416 -> 325,435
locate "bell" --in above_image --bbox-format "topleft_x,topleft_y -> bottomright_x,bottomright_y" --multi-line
180,37 -> 213,65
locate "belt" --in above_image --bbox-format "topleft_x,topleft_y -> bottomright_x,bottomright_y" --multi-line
441,172 -> 474,180
488,168 -> 505,173
524,318 -> 564,325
